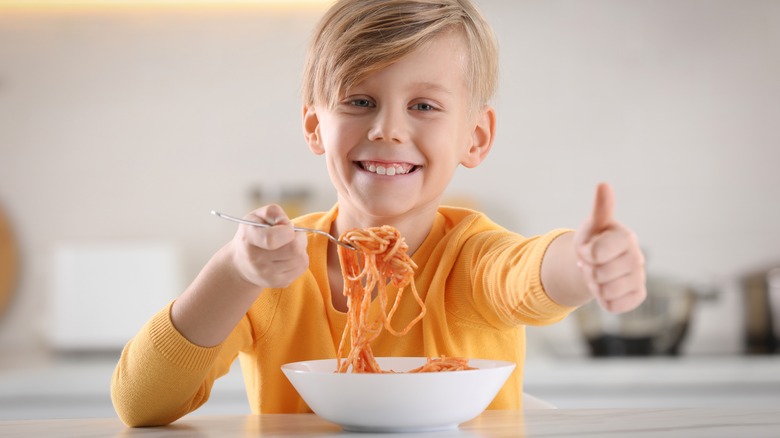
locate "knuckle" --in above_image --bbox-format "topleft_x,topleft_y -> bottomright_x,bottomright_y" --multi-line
266,228 -> 295,250
600,282 -> 618,299
593,264 -> 610,283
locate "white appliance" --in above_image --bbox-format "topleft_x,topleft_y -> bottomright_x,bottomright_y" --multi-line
49,240 -> 182,351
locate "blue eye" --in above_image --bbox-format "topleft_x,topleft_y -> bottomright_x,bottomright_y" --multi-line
352,99 -> 374,107
411,103 -> 436,111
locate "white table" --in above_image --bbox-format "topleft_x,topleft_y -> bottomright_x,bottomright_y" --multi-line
2,409 -> 779,437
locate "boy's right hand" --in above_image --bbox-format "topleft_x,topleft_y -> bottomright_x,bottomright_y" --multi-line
229,204 -> 309,289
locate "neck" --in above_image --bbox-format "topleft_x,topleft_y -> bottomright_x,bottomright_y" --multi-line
331,201 -> 439,256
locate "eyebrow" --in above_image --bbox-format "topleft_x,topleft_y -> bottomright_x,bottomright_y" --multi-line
416,82 -> 454,95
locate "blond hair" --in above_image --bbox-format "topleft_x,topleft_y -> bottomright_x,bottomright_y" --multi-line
302,0 -> 499,109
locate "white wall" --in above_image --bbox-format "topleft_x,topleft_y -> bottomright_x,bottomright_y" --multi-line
1,1 -> 779,355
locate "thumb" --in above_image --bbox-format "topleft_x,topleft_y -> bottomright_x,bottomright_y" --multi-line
575,183 -> 615,247
262,204 -> 291,226
248,204 -> 290,227
590,182 -> 615,235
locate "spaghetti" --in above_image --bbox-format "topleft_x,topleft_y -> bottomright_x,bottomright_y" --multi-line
335,225 -> 475,373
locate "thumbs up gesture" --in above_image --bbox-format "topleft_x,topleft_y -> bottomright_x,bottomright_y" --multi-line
573,183 -> 646,313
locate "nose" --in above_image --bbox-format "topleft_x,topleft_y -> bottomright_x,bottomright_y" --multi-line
367,107 -> 408,144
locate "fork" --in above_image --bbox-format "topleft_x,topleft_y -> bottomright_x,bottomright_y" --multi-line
210,210 -> 356,250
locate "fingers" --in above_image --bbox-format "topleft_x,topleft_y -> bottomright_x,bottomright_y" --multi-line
580,254 -> 646,313
601,287 -> 647,314
578,226 -> 640,265
243,241 -> 309,288
574,183 -> 646,314
232,204 -> 310,288
243,204 -> 296,250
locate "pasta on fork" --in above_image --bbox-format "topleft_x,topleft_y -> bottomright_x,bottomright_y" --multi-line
336,226 -> 474,373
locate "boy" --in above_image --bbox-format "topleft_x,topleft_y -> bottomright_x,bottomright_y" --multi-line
112,0 -> 645,426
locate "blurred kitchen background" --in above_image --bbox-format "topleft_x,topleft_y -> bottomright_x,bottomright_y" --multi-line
1,0 -> 779,420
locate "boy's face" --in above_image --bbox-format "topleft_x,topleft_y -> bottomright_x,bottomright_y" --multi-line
304,31 -> 495,223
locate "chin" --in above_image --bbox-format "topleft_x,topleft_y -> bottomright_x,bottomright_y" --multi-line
355,198 -> 417,222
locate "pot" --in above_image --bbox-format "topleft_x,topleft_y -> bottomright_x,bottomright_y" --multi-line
575,277 -> 696,356
740,265 -> 780,354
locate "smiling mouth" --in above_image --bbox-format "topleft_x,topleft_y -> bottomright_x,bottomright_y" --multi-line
357,161 -> 420,176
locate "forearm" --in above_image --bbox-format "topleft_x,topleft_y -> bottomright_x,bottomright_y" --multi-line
111,304 -> 225,426
171,243 -> 262,347
540,231 -> 593,308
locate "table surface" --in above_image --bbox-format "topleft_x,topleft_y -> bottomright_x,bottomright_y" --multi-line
2,408 -> 779,438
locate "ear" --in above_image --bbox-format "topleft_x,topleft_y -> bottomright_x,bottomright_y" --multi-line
461,105 -> 496,168
302,105 -> 325,155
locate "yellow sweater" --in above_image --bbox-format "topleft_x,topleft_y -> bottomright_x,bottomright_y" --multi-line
111,206 -> 573,426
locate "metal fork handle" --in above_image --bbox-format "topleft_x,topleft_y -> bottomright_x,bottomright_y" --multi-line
210,210 -> 356,250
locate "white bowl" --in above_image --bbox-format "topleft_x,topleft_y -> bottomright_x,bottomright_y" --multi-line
281,357 -> 515,433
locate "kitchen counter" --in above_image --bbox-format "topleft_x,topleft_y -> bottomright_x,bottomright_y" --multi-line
2,408 -> 779,437
0,354 -> 249,420
523,355 -> 780,408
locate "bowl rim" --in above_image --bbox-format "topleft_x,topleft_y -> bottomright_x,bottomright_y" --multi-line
281,356 -> 517,375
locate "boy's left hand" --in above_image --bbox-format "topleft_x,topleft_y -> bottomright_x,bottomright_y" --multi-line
573,183 -> 646,313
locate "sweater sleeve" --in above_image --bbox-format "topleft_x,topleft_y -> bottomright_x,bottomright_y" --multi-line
467,228 -> 577,328
110,301 -> 252,426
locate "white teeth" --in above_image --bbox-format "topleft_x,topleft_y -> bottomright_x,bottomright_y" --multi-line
361,161 -> 413,176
